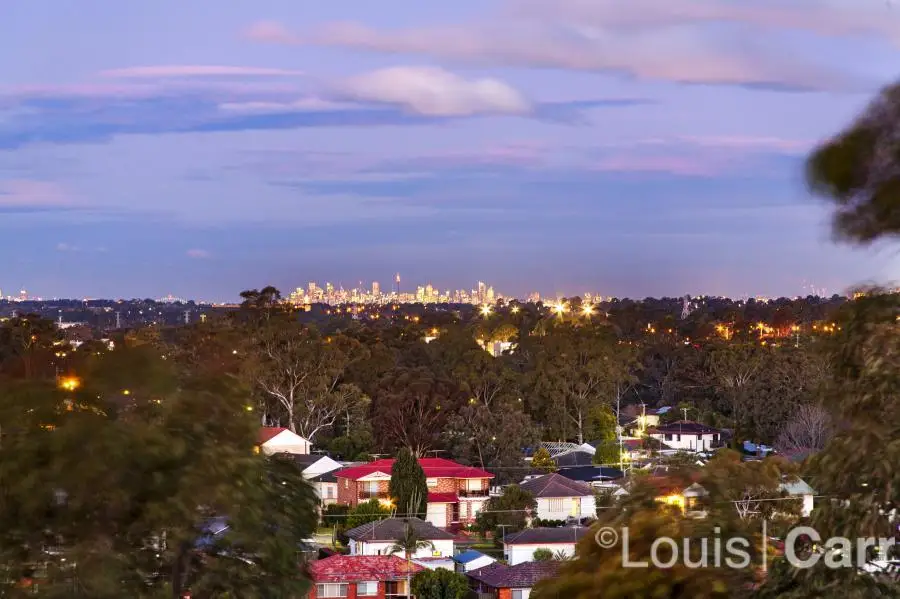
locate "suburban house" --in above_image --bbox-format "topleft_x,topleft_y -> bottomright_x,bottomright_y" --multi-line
652,481 -> 710,519
282,453 -> 344,479
519,473 -> 597,521
453,549 -> 496,573
257,427 -> 311,455
467,561 -> 559,599
308,555 -> 421,599
780,478 -> 816,517
334,458 -> 494,528
503,527 -> 588,565
345,518 -> 456,559
309,471 -> 339,506
648,421 -> 722,453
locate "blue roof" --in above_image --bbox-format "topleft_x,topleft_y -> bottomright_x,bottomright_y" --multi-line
453,549 -> 491,564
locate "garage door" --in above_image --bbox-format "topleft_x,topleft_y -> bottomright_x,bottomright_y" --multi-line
426,503 -> 447,528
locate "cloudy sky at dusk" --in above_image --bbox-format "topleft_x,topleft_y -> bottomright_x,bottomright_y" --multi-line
3,0 -> 900,301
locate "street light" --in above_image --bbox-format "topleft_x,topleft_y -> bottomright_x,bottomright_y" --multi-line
553,302 -> 568,316
480,305 -> 492,317
58,376 -> 80,392
582,304 -> 594,316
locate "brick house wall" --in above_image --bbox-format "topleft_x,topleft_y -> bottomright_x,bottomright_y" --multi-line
308,580 -> 390,599
337,479 -> 390,507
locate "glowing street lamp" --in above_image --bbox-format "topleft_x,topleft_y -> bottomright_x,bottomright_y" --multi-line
58,376 -> 80,392
582,304 -> 594,316
511,306 -> 520,315
480,305 -> 492,317
552,302 -> 568,316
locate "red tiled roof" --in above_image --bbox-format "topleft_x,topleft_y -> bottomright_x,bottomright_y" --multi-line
258,427 -> 288,444
427,492 -> 458,503
311,555 -> 424,582
335,457 -> 493,481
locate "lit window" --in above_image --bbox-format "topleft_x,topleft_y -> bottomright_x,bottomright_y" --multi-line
426,478 -> 438,487
316,583 -> 348,598
548,498 -> 564,512
512,590 -> 527,599
357,582 -> 378,596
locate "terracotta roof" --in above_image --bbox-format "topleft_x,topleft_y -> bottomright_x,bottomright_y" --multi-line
335,457 -> 494,481
519,473 -> 594,498
468,561 -> 559,588
310,555 -> 423,582
346,517 -> 456,542
427,492 -> 458,503
258,427 -> 288,444
504,526 -> 589,545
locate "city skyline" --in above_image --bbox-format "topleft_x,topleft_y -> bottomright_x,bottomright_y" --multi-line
0,273 -> 844,305
4,1 -> 900,298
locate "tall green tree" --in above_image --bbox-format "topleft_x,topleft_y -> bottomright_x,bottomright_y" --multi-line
389,448 -> 428,519
531,446 -> 557,473
411,569 -> 469,599
0,337 -> 319,599
757,292 -> 900,598
476,485 -> 536,540
806,83 -> 900,244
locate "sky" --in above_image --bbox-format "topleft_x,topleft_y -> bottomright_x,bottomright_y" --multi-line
3,0 -> 900,302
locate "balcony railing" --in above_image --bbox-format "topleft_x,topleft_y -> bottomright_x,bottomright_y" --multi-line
458,489 -> 489,498
358,490 -> 390,500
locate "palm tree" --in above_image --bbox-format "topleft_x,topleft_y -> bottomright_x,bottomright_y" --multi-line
387,520 -> 434,598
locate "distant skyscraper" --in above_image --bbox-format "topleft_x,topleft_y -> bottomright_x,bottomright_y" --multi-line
395,273 -> 401,295
477,281 -> 486,304
372,281 -> 380,296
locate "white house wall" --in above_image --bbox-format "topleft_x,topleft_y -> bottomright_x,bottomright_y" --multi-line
261,431 -> 311,455
506,543 -> 577,565
350,539 -> 455,559
535,496 -> 596,520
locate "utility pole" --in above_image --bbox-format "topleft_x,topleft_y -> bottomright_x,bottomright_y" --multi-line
115,311 -> 122,329
682,407 -> 689,421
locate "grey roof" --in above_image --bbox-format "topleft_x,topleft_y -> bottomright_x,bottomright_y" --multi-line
519,473 -> 594,498
309,471 -> 337,483
345,518 -> 456,542
554,450 -> 594,467
558,466 -> 624,482
468,561 -> 560,588
504,527 -> 589,545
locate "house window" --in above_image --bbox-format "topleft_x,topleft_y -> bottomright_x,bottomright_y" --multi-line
512,589 -> 528,599
548,498 -> 564,512
325,486 -> 335,499
426,478 -> 438,487
316,583 -> 348,598
357,581 -> 378,596
465,479 -> 482,491
344,480 -> 349,489
664,434 -> 672,441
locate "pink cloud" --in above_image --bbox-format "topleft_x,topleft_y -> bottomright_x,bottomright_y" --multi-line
0,180 -> 74,207
593,155 -> 721,177
244,20 -> 300,44
247,12 -> 864,91
513,0 -> 900,44
99,65 -> 304,78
